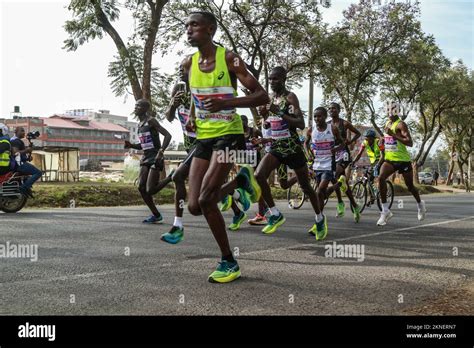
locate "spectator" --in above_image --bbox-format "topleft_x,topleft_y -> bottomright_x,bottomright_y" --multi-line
464,173 -> 470,193
433,170 -> 439,186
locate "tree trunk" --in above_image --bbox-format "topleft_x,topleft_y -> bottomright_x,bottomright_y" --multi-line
142,1 -> 167,101
446,159 -> 455,185
308,69 -> 314,128
412,162 -> 420,184
91,0 -> 142,100
458,160 -> 465,185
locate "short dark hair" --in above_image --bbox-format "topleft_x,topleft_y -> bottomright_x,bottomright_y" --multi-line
271,66 -> 287,80
329,102 -> 341,111
189,11 -> 217,35
314,106 -> 328,117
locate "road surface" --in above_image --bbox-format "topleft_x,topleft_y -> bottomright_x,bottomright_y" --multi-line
0,193 -> 472,315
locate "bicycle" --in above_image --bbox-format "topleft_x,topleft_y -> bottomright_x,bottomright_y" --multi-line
287,166 -> 329,209
350,165 -> 394,213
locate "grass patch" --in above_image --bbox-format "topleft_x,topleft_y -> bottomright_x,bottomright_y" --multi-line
26,181 -> 443,208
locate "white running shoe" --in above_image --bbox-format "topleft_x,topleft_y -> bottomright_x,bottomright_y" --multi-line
417,200 -> 426,221
377,210 -> 393,226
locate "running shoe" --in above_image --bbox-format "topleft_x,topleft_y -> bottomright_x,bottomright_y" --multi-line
236,188 -> 251,212
377,210 -> 393,226
237,165 -> 261,203
262,213 -> 286,234
353,205 -> 361,223
220,195 -> 232,212
308,224 -> 316,236
161,226 -> 184,244
229,211 -> 247,231
208,260 -> 241,283
336,201 -> 345,218
417,200 -> 426,221
315,214 -> 328,241
248,213 -> 267,225
142,213 -> 163,224
338,175 -> 347,193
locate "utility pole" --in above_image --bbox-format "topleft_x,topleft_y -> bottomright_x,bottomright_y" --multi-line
308,68 -> 314,128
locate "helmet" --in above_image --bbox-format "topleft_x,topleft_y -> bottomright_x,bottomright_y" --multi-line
364,129 -> 376,138
0,123 -> 9,136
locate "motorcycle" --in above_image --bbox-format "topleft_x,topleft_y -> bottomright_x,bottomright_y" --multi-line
0,171 -> 29,213
0,131 -> 39,213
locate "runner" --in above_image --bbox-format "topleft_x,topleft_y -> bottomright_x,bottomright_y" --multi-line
182,11 -> 269,283
309,107 -> 346,237
377,102 -> 426,226
220,115 -> 260,231
324,102 -> 362,222
124,99 -> 172,224
247,120 -> 272,225
255,66 -> 327,239
160,66 -> 196,244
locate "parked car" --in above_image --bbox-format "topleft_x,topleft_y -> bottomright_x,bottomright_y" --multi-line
418,172 -> 434,185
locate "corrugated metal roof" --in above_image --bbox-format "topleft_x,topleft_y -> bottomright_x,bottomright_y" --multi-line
44,117 -> 129,132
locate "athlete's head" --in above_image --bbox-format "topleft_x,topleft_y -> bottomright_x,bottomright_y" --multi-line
240,115 -> 249,130
185,11 -> 217,47
0,123 -> 8,137
269,66 -> 287,93
328,102 -> 341,118
134,99 -> 150,118
314,107 -> 328,128
386,101 -> 400,119
15,127 -> 26,139
364,129 -> 376,146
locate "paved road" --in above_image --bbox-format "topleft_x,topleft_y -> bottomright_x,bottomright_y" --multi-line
0,193 -> 472,315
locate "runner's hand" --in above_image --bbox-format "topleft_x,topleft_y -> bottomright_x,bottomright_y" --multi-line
269,103 -> 280,114
203,98 -> 225,113
172,91 -> 185,107
185,117 -> 196,133
385,126 -> 395,137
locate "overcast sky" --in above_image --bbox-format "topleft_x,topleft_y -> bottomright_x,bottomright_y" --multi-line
1,0 -> 473,145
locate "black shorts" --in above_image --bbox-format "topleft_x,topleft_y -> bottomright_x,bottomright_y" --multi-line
386,160 -> 412,174
269,149 -> 307,170
194,134 -> 246,161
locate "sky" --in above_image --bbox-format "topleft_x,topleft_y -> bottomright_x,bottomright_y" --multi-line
1,0 -> 473,146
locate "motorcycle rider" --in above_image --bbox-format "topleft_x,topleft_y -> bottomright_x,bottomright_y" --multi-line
10,127 -> 43,198
0,123 -> 12,176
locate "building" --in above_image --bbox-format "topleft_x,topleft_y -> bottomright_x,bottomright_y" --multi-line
0,115 -> 130,162
65,109 -> 139,143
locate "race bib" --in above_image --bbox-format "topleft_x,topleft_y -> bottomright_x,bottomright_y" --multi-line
384,135 -> 398,152
312,140 -> 333,157
139,131 -> 155,150
192,87 -> 236,122
269,116 -> 291,139
178,107 -> 196,138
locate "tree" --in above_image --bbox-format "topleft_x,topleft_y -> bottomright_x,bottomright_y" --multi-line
159,0 -> 324,125
63,0 -> 171,113
310,0 -> 422,124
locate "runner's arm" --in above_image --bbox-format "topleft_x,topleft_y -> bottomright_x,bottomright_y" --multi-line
281,92 -> 305,130
150,118 -> 172,153
391,121 -> 413,147
165,84 -> 180,123
352,144 -> 365,164
344,121 -> 361,146
332,126 -> 346,154
212,52 -> 268,110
